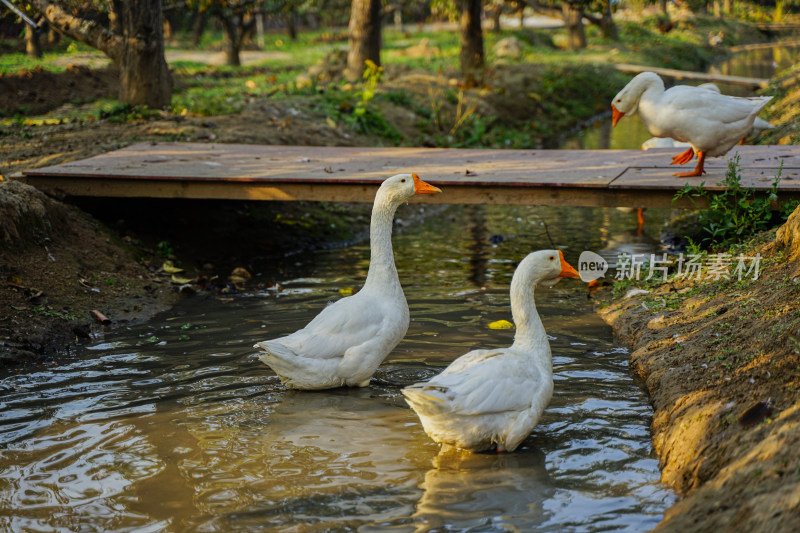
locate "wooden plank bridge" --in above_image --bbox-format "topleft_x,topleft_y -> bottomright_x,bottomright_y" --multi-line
14,142 -> 800,209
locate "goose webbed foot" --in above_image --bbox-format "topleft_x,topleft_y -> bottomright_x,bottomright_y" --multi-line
670,147 -> 695,165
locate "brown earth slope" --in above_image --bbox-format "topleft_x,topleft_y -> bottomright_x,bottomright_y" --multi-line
0,180 -> 180,363
599,206 -> 800,531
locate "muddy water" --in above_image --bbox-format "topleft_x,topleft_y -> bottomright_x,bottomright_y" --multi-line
563,44 -> 800,150
0,205 -> 675,531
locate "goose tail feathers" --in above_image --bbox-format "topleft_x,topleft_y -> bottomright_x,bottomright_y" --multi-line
402,384 -> 452,417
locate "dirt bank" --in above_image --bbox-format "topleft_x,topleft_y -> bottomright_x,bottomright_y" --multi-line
0,180 -> 180,364
598,206 -> 800,531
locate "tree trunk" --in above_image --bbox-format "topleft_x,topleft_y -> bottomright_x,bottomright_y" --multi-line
191,11 -> 206,48
345,0 -> 381,81
485,4 -> 502,33
562,2 -> 586,50
25,24 -> 42,58
287,7 -> 298,41
659,0 -> 668,15
221,15 -> 241,66
255,11 -> 265,47
723,0 -> 733,13
456,0 -> 484,86
119,0 -> 172,107
29,0 -> 172,108
600,0 -> 618,41
393,8 -> 403,32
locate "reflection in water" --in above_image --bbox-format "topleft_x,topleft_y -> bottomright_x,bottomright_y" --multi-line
191,388 -> 436,531
413,447 -> 552,531
467,205 -> 489,287
0,205 -> 675,531
712,45 -> 800,96
597,229 -> 663,270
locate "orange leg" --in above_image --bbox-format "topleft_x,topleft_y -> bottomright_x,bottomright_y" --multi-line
671,147 -> 695,165
673,151 -> 706,177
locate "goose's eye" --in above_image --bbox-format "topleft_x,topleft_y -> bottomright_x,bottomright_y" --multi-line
549,256 -> 555,261
400,178 -> 406,183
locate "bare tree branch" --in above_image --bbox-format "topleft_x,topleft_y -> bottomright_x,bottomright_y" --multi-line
27,0 -> 125,64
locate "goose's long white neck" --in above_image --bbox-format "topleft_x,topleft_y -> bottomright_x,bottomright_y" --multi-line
362,194 -> 402,292
637,74 -> 666,113
509,268 -> 551,368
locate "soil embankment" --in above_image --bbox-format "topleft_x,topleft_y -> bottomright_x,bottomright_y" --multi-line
0,180 -> 180,363
598,207 -> 800,531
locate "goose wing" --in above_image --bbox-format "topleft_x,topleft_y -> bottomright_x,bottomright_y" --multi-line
268,293 -> 387,359
663,87 -> 770,125
415,349 -> 545,416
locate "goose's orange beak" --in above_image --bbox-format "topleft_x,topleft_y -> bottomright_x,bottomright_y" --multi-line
612,105 -> 624,127
413,174 -> 441,194
558,250 -> 580,279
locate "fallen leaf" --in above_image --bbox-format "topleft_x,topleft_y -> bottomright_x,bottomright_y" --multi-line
339,287 -> 354,296
488,319 -> 514,330
162,260 -> 184,274
326,117 -> 337,128
245,79 -> 257,89
171,275 -> 194,284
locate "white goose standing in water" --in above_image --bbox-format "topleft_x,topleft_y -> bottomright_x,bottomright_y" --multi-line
403,250 -> 580,452
611,72 -> 772,177
254,173 -> 441,390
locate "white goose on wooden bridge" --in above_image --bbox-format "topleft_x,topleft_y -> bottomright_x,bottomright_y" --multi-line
611,72 -> 772,177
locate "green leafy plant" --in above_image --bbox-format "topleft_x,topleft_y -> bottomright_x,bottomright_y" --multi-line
673,155 -> 789,247
156,241 -> 174,258
100,103 -> 158,123
340,60 -> 402,142
356,59 -> 382,114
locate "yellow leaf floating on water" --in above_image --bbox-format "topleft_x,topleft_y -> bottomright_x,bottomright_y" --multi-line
488,319 -> 514,330
162,260 -> 183,274
339,287 -> 354,296
171,275 -> 193,284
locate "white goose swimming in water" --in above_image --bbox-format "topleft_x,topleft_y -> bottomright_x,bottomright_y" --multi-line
254,173 -> 441,390
402,250 -> 580,452
612,72 -> 772,177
